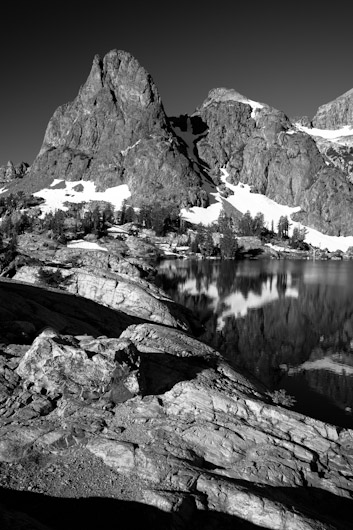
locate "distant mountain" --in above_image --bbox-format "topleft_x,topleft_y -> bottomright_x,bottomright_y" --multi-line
3,50 -> 353,239
313,88 -> 353,129
0,160 -> 28,183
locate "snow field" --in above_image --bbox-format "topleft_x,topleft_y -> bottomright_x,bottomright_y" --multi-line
33,180 -> 131,216
181,168 -> 353,252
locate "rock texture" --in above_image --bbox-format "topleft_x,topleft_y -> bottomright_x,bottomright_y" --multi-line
313,88 -> 353,129
1,231 -> 353,528
0,321 -> 352,529
14,265 -> 191,332
17,50 -> 206,208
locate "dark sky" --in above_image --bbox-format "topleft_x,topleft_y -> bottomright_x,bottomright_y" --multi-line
1,1 -> 353,166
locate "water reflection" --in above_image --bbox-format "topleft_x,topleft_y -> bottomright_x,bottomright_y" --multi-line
156,259 -> 353,428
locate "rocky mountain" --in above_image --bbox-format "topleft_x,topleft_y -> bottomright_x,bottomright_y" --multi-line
7,50 -> 208,208
182,88 -> 353,236
313,88 -> 353,129
3,49 -> 353,238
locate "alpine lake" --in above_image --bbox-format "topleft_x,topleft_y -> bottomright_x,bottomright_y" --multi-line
156,258 -> 353,429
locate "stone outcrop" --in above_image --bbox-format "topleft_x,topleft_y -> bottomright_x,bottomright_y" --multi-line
13,265 -> 191,332
0,278 -> 139,343
0,161 -> 28,182
16,50 -> 206,208
0,320 -> 352,528
313,88 -> 353,129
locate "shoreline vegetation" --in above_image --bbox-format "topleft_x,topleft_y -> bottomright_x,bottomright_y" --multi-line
0,192 -> 351,281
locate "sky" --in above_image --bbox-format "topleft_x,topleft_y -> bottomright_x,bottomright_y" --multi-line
1,1 -> 353,166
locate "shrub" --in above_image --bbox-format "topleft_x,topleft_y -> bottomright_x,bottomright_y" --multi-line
267,389 -> 296,408
38,268 -> 66,289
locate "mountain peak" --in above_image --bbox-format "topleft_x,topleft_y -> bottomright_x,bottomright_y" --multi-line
201,87 -> 264,109
78,49 -> 162,109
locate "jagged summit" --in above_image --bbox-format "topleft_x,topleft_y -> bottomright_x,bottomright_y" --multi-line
39,49 -> 167,159
312,86 -> 353,129
13,49 -> 206,208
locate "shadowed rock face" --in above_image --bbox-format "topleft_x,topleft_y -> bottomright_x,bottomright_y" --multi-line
21,50 -> 206,208
313,88 -> 353,129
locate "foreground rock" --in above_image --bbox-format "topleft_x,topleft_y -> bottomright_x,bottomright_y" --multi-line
13,265 -> 191,332
0,317 -> 352,529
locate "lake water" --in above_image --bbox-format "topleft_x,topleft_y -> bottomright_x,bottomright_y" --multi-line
156,259 -> 353,428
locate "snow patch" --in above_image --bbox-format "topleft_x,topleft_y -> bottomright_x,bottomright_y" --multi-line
33,181 -> 131,216
50,179 -> 65,187
202,89 -> 264,118
181,199 -> 223,226
67,239 -> 108,252
296,124 -> 353,144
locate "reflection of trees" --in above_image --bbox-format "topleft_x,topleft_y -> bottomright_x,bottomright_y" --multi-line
156,260 -> 353,410
276,273 -> 287,297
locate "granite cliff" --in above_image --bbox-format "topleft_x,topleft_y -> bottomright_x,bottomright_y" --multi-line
179,88 -> 353,236
9,50 -> 208,208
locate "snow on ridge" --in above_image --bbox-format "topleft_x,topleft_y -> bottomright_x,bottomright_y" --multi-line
295,123 -> 353,142
181,167 -> 353,252
33,181 -> 131,216
202,89 -> 264,118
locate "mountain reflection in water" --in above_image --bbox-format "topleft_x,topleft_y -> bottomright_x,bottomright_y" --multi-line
156,259 -> 353,428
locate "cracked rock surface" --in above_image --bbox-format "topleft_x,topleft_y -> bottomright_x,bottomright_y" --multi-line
0,316 -> 352,529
